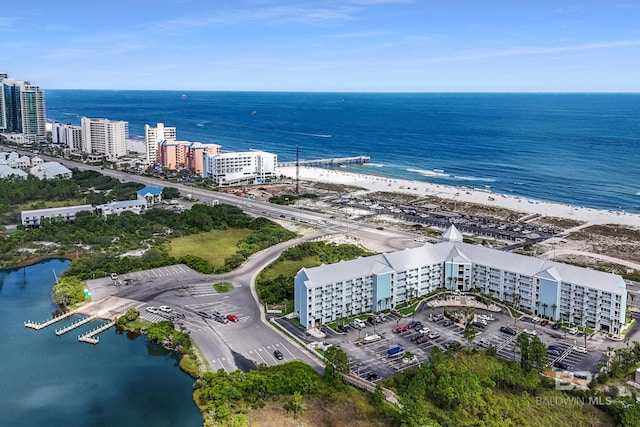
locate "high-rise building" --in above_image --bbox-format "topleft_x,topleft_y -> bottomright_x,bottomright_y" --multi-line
202,150 -> 278,186
145,123 -> 176,164
158,140 -> 221,173
81,117 -> 128,160
0,73 -> 46,144
51,121 -> 82,151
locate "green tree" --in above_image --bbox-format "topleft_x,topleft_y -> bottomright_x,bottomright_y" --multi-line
463,319 -> 477,347
162,186 -> 180,200
52,276 -> 86,306
323,346 -> 349,383
124,307 -> 139,321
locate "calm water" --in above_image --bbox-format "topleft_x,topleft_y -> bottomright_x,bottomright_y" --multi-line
0,259 -> 202,427
45,91 -> 640,211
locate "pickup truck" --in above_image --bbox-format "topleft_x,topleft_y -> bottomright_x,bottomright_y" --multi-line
387,345 -> 405,358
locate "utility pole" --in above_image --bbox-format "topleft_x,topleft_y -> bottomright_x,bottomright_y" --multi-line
295,144 -> 299,195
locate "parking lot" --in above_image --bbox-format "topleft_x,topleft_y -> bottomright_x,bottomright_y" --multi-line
322,305 -> 607,383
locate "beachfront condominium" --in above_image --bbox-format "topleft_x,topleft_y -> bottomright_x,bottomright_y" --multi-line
0,73 -> 46,144
145,123 -> 177,164
81,117 -> 128,160
202,150 -> 278,186
51,121 -> 83,152
294,225 -> 627,334
157,140 -> 221,173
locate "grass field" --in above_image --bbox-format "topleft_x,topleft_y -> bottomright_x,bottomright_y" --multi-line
259,257 -> 322,282
169,229 -> 252,267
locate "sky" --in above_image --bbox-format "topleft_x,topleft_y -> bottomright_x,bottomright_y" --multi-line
2,0 -> 640,92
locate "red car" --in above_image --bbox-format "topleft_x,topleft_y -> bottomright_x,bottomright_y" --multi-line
540,319 -> 549,326
394,324 -> 409,333
226,314 -> 239,322
416,336 -> 429,344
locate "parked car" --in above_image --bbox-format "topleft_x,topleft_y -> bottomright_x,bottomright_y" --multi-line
573,346 -> 588,354
547,349 -> 561,357
412,321 -> 423,330
196,310 -> 212,319
366,372 -> 379,381
146,306 -> 159,314
417,327 -> 430,335
477,339 -> 491,348
473,321 -> 486,329
408,320 -> 419,329
416,336 -> 429,344
158,305 -> 172,313
337,324 -> 349,333
552,323 -> 561,330
532,316 -> 540,323
523,328 -> 537,336
226,314 -> 239,322
273,350 -> 284,360
394,324 -> 409,333
214,314 -> 228,324
432,314 -> 444,322
367,316 -> 378,325
568,327 -> 579,335
427,331 -> 440,339
554,361 -> 572,370
540,319 -> 549,326
499,326 -> 517,336
442,319 -> 454,327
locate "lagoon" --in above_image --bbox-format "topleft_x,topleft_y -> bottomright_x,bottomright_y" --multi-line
0,259 -> 202,427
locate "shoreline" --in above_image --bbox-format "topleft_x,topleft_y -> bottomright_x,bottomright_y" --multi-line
278,166 -> 640,229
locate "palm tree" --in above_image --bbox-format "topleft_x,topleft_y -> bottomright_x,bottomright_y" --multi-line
551,303 -> 557,320
447,276 -> 454,290
542,303 -> 548,319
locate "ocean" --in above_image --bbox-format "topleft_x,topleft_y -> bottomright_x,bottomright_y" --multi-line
0,259 -> 203,427
45,91 -> 640,212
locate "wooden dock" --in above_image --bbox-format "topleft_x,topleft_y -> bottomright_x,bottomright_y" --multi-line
24,309 -> 79,330
55,314 -> 98,336
278,155 -> 370,168
78,321 -> 116,344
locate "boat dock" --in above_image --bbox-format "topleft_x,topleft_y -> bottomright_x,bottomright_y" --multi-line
78,321 -> 116,344
24,309 -> 79,330
55,314 -> 98,336
24,295 -> 136,345
278,155 -> 370,168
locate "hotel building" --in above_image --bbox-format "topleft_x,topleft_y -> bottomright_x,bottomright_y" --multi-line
81,117 -> 128,160
201,150 -> 277,186
157,140 -> 221,173
294,225 -> 627,334
51,121 -> 83,151
0,73 -> 46,144
145,123 -> 176,164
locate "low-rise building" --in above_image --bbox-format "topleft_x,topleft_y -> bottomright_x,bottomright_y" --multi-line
21,205 -> 94,228
96,199 -> 147,217
294,225 -> 627,334
137,187 -> 163,207
0,164 -> 27,178
29,161 -> 73,179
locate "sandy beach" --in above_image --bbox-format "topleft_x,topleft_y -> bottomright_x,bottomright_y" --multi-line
278,166 -> 640,229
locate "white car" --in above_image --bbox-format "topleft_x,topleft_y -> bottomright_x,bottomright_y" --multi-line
418,327 -> 431,335
531,317 -> 540,323
146,306 -> 159,314
427,331 -> 441,339
573,346 -> 588,354
568,327 -> 579,335
158,305 -> 172,313
523,328 -> 537,336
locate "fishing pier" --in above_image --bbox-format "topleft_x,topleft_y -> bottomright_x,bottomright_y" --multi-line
278,155 -> 370,168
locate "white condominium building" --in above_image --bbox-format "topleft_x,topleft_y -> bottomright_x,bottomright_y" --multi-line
51,121 -> 83,151
202,150 -> 277,186
145,122 -> 176,164
81,117 -> 128,160
294,225 -> 627,334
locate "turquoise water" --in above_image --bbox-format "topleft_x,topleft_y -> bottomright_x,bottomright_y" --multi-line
0,259 -> 203,427
45,91 -> 640,211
